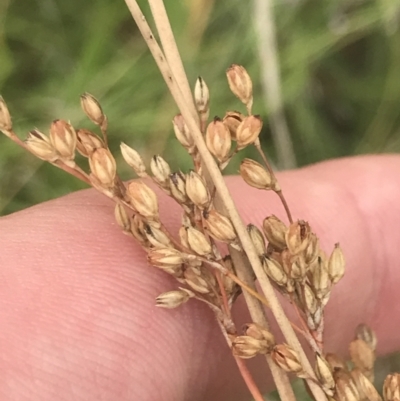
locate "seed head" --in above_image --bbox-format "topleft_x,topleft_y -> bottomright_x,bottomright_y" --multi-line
262,256 -> 288,286
240,158 -> 272,190
173,114 -> 194,150
127,181 -> 159,219
351,369 -> 382,401
150,155 -> 171,186
349,338 -> 375,373
303,283 -> 318,314
186,226 -> 212,256
25,130 -> 58,161
49,119 -> 77,160
236,115 -> 262,150
232,335 -> 268,359
243,323 -> 275,348
184,266 -> 211,294
334,369 -> 360,401
247,224 -> 266,257
194,76 -> 210,116
222,110 -> 244,140
80,93 -> 105,126
383,373 -> 400,401
285,220 -> 311,255
0,96 -> 12,132
156,289 -> 195,309
148,248 -> 183,272
205,118 -> 231,163
169,172 -> 188,204
271,344 -> 304,375
310,257 -> 331,300
203,209 -> 237,243
144,222 -> 172,249
328,243 -> 345,284
262,215 -> 287,251
325,352 -> 347,371
226,64 -> 253,109
89,148 -> 117,188
120,142 -> 146,177
76,128 -> 104,157
114,204 -> 131,233
185,171 -> 210,209
315,354 -> 335,396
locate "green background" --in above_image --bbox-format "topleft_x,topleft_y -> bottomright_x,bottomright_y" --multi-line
1,0 -> 400,215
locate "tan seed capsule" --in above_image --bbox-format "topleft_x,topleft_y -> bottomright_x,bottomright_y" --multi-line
150,155 -> 171,185
185,171 -> 210,209
262,215 -> 287,251
222,110 -> 244,140
186,226 -> 212,256
184,266 -> 210,294
0,96 -> 12,131
272,344 -> 304,375
130,215 -> 149,245
148,248 -> 183,270
303,283 -> 318,314
203,209 -> 237,243
226,64 -> 253,109
328,243 -> 345,284
173,114 -> 194,150
156,289 -> 194,309
236,115 -> 262,150
262,256 -> 288,286
169,172 -> 188,203
349,338 -> 375,374
76,128 -> 104,157
232,335 -> 268,359
114,204 -> 131,232
334,370 -> 360,401
247,224 -> 266,256
355,324 -> 377,352
194,76 -> 210,115
243,323 -> 275,348
120,142 -> 146,177
311,257 -> 331,299
315,354 -> 335,396
89,148 -> 116,188
80,93 -> 105,126
285,220 -> 311,255
304,233 -> 319,265
351,369 -> 382,401
325,352 -> 347,371
127,181 -> 159,219
205,118 -> 231,163
240,158 -> 273,190
383,373 -> 400,401
25,130 -> 58,161
144,223 -> 172,248
49,119 -> 77,160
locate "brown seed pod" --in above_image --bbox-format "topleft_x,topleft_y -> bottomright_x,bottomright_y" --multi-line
205,117 -> 231,163
236,115 -> 262,150
49,119 -> 77,160
120,142 -> 146,177
80,92 -> 105,126
240,158 -> 272,190
226,64 -> 253,109
127,181 -> 159,219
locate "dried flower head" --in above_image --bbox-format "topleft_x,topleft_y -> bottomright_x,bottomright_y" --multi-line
156,289 -> 194,309
243,323 -> 275,348
114,203 -> 131,233
232,335 -> 268,359
49,119 -> 77,160
222,110 -> 244,140
127,181 -> 159,219
247,224 -> 266,257
150,155 -> 171,186
89,148 -> 117,188
236,115 -> 262,150
271,344 -> 304,375
80,92 -> 105,126
121,142 -> 147,177
315,354 -> 335,396
226,64 -> 253,109
173,114 -> 194,150
76,128 -> 104,157
262,215 -> 287,251
349,338 -> 375,374
328,243 -> 345,284
148,248 -> 183,273
205,117 -> 231,163
240,158 -> 272,190
186,226 -> 212,256
185,170 -> 210,209
25,129 -> 58,161
194,76 -> 210,116
203,209 -> 237,244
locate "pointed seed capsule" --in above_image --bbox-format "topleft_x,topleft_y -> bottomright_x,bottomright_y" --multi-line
25,129 -> 58,161
194,76 -> 210,115
114,204 -> 131,233
185,171 -> 210,209
150,155 -> 171,185
262,215 -> 287,251
80,93 -> 105,126
262,256 -> 288,286
247,224 -> 266,256
203,209 -> 237,243
76,129 -> 104,157
226,64 -> 253,109
156,289 -> 195,309
205,118 -> 231,163
49,119 -> 77,160
315,354 -> 335,396
120,142 -> 146,177
186,226 -> 212,256
236,115 -> 262,150
271,344 -> 304,375
240,158 -> 273,189
222,110 -> 244,140
127,181 -> 159,219
173,114 -> 194,150
89,148 -> 117,188
232,335 -> 268,359
328,243 -> 345,284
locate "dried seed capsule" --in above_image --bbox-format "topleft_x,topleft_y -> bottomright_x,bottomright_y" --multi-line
328,243 -> 345,284
203,209 -> 237,243
304,233 -> 319,265
185,171 -> 210,209
150,155 -> 171,185
223,110 -> 244,140
49,119 -> 77,160
311,257 -> 331,299
240,158 -> 272,190
271,344 -> 304,375
325,352 -> 347,371
120,142 -> 146,177
156,289 -> 194,309
383,373 -> 400,401
130,215 -> 149,245
247,224 -> 266,256
184,266 -> 210,294
349,338 -> 375,374
262,256 -> 288,286
243,323 -> 275,348
262,215 -> 287,251
355,324 -> 377,352
169,172 -> 188,203
282,251 -> 308,281
194,76 -> 209,115
285,220 -> 311,255
127,181 -> 159,219
236,115 -> 262,150
226,64 -> 253,109
303,283 -> 318,314
89,148 -> 117,188
232,335 -> 268,359
76,128 -> 104,157
25,130 -> 58,161
351,369 -> 382,401
0,96 -> 12,131
205,118 -> 231,163
315,354 -> 335,396
114,204 -> 131,233
80,93 -> 105,126
148,248 -> 183,271
334,369 -> 360,401
173,114 -> 194,150
186,226 -> 212,256
144,222 -> 172,248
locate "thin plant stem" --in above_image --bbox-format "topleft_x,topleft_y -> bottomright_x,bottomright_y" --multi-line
123,1 -> 325,399
234,357 -> 267,401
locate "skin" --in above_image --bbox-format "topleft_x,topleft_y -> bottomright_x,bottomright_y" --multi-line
0,155 -> 399,401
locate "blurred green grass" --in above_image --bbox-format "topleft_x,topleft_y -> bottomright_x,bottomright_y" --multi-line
1,0 -> 400,214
